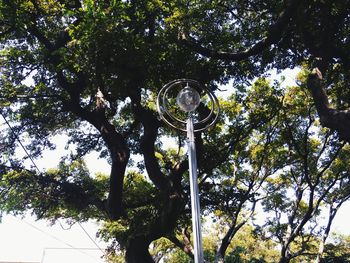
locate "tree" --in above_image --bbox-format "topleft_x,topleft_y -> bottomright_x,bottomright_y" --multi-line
256,84 -> 349,263
176,0 -> 350,142
201,78 -> 288,262
160,223 -> 280,263
306,68 -> 350,143
0,1 -> 226,261
321,234 -> 350,263
1,1 -> 350,262
198,78 -> 350,263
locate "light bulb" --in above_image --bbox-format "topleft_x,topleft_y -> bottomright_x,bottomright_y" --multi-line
176,85 -> 201,112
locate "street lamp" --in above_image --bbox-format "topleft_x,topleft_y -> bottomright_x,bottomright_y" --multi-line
157,79 -> 220,263
176,84 -> 201,112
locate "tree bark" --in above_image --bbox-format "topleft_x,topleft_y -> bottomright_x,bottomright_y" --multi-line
278,246 -> 291,263
125,237 -> 154,263
123,190 -> 185,263
307,68 -> 350,143
315,203 -> 342,263
62,97 -> 130,219
278,256 -> 291,263
23,16 -> 131,219
215,221 -> 246,263
105,135 -> 130,220
122,100 -> 187,262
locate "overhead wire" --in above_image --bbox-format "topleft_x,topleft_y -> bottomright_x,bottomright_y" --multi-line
17,218 -> 102,263
19,218 -> 81,250
0,110 -> 106,260
0,111 -> 41,173
78,222 -> 104,254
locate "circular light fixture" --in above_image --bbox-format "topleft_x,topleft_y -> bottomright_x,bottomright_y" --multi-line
157,79 -> 220,132
176,85 -> 201,112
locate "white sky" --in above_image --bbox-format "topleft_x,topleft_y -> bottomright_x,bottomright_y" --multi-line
0,135 -> 109,263
0,214 -> 106,263
1,68 -> 349,262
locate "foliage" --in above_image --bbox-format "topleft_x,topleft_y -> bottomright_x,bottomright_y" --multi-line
0,160 -> 107,221
322,234 -> 350,263
163,223 -> 280,263
1,1 -> 350,262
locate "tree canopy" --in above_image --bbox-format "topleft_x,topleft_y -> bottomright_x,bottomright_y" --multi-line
1,0 -> 350,262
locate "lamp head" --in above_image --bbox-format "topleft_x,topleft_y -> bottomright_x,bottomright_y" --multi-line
176,85 -> 201,112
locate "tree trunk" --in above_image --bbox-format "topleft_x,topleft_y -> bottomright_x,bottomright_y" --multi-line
315,241 -> 325,263
125,237 -> 154,263
122,190 -> 185,262
278,245 -> 291,263
315,204 -> 341,263
215,253 -> 225,263
106,146 -> 129,219
307,68 -> 350,143
278,257 -> 291,263
214,224 -> 238,263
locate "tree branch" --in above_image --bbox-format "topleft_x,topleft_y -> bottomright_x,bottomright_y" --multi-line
179,0 -> 301,61
25,19 -> 130,220
168,229 -> 194,259
131,99 -> 171,191
307,68 -> 350,142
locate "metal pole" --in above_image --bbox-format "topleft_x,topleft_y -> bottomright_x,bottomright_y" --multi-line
187,116 -> 204,263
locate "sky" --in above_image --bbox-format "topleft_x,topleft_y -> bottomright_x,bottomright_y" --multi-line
0,196 -> 349,262
0,135 -> 109,263
0,214 -> 106,263
1,68 -> 350,262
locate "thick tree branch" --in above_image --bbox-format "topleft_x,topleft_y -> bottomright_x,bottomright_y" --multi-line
24,20 -> 130,220
180,0 -> 301,61
168,229 -> 194,259
63,99 -> 130,220
315,201 -> 344,263
307,68 -> 350,143
131,99 -> 171,191
216,214 -> 249,262
24,13 -> 132,220
170,160 -> 188,190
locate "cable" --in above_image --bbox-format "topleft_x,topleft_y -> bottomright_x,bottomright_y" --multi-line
0,111 -> 41,173
18,218 -> 103,263
78,222 -> 104,253
20,218 -> 79,249
0,111 -> 105,257
0,94 -> 59,99
41,248 -> 104,263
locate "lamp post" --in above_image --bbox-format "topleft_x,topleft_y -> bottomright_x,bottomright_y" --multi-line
157,79 -> 220,263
